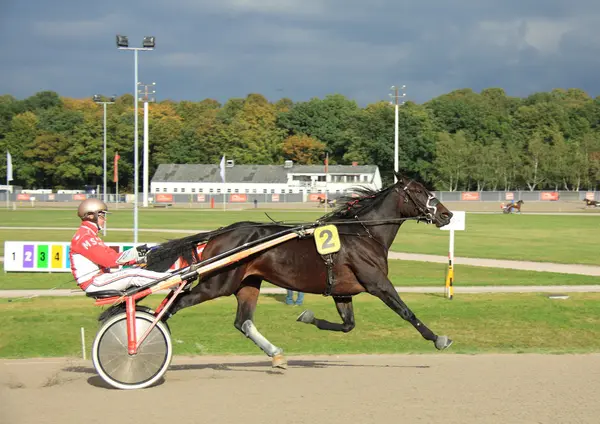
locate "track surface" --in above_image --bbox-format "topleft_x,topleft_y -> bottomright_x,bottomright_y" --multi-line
2,354 -> 600,424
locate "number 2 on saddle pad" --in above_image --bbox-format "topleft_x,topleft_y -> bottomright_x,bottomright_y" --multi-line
314,225 -> 341,255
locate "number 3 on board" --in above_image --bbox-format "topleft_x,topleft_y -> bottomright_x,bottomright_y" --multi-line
314,225 -> 341,255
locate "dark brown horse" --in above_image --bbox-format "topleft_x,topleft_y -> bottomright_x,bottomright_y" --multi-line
145,174 -> 453,368
584,199 -> 599,208
503,199 -> 524,214
317,196 -> 336,207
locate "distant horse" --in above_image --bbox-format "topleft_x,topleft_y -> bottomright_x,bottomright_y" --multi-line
145,173 -> 453,368
317,197 -> 336,207
584,199 -> 599,208
503,200 -> 524,214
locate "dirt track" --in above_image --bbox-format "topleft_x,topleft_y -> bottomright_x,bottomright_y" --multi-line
2,354 -> 600,424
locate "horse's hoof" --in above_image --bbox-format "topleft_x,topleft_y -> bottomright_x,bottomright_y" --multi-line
297,310 -> 315,324
434,335 -> 453,350
272,353 -> 287,369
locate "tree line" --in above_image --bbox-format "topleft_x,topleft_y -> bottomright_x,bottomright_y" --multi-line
1,87 -> 599,192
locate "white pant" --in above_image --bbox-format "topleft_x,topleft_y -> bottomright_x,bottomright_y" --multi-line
86,268 -> 172,293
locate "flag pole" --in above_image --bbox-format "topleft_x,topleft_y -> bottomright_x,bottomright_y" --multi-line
325,153 -> 329,213
114,152 -> 120,210
6,151 -> 12,210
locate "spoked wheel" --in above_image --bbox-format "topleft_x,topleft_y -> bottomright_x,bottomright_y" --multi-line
92,312 -> 172,390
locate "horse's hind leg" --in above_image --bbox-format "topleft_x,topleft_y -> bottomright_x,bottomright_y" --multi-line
234,279 -> 287,369
297,296 -> 355,332
366,278 -> 452,350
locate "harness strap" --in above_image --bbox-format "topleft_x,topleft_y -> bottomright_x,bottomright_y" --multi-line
322,253 -> 335,297
355,216 -> 388,251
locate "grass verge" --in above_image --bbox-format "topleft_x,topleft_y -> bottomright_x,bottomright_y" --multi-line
2,293 -> 600,358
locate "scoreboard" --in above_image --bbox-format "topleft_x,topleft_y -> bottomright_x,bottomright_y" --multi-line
4,241 -> 155,272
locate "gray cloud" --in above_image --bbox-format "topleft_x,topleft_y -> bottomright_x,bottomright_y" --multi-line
0,0 -> 599,105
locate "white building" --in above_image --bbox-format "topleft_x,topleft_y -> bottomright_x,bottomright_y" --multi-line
151,161 -> 382,199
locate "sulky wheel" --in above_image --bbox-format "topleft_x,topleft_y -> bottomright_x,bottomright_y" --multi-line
92,311 -> 172,390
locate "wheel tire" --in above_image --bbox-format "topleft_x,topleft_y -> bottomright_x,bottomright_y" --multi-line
92,312 -> 172,390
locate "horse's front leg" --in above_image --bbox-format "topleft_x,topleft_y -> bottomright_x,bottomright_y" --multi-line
362,275 -> 452,350
297,296 -> 356,332
234,279 -> 287,369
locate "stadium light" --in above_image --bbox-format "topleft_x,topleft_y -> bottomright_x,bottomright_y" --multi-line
116,35 -> 155,243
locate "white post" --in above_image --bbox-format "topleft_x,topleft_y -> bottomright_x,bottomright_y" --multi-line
5,176 -> 8,210
446,229 -> 455,299
133,49 -> 139,243
143,100 -> 149,208
449,229 -> 455,265
80,327 -> 86,360
223,156 -> 226,211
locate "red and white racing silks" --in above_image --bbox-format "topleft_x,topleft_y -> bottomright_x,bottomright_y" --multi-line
70,221 -> 120,290
70,221 -> 171,293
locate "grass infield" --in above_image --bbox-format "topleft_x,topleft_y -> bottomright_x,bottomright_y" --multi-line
1,259 -> 598,291
1,209 -> 599,265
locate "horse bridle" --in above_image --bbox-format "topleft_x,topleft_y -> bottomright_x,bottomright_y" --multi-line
397,180 -> 440,224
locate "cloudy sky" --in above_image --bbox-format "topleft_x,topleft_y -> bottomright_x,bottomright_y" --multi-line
1,0 -> 599,105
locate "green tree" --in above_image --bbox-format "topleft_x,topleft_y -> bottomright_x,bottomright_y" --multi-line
432,131 -> 470,191
522,133 -> 550,191
2,111 -> 39,185
282,134 -> 326,164
224,94 -> 286,164
278,94 -> 358,162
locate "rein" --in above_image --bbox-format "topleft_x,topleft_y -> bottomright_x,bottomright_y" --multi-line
151,178 -> 439,262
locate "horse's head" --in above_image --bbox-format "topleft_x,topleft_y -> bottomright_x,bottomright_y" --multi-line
395,174 -> 452,228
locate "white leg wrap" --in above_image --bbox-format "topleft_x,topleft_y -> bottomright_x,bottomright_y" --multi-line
241,320 -> 282,357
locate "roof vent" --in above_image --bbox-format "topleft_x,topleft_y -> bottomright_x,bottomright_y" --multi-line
284,160 -> 293,168
226,159 -> 235,168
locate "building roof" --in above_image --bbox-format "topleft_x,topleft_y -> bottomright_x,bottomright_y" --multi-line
152,164 -> 379,183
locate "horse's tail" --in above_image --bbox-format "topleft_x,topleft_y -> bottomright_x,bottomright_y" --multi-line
146,222 -> 267,270
145,228 -> 227,271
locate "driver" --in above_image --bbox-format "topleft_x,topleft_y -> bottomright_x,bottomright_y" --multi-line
69,198 -> 171,294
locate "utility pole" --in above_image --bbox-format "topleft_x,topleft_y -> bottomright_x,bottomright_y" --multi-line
138,82 -> 156,208
93,94 -> 115,236
389,85 -> 406,183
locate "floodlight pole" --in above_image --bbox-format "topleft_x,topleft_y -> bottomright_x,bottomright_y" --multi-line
389,85 -> 406,183
118,44 -> 154,244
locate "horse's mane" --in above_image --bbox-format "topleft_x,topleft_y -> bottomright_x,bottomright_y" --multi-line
320,184 -> 397,222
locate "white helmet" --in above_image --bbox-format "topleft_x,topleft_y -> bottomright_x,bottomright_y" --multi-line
77,198 -> 108,221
